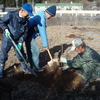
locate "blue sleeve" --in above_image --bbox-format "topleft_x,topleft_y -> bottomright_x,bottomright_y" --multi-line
38,19 -> 49,47
28,13 -> 49,47
0,12 -> 10,30
28,16 -> 37,28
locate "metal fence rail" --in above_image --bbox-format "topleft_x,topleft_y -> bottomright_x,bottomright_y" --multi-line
1,10 -> 100,17
56,10 -> 100,17
0,12 -> 7,17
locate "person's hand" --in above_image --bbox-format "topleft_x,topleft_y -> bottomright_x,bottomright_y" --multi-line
61,65 -> 69,70
60,57 -> 67,63
44,47 -> 49,51
16,43 -> 22,51
5,29 -> 11,38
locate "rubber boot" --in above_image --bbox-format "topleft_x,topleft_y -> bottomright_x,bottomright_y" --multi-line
0,65 -> 4,78
21,62 -> 31,74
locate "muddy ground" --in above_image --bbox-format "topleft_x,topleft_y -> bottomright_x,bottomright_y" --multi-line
1,26 -> 100,100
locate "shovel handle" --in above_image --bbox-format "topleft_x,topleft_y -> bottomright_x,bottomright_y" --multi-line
9,35 -> 38,77
47,49 -> 53,60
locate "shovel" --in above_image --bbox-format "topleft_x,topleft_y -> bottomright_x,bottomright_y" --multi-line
8,35 -> 38,77
47,49 -> 59,67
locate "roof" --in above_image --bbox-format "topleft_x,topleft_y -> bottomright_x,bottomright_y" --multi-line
35,3 -> 83,7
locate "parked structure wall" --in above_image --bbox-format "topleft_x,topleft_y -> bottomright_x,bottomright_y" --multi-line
47,16 -> 100,26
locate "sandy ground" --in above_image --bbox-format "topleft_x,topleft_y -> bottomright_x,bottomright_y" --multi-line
1,25 -> 100,100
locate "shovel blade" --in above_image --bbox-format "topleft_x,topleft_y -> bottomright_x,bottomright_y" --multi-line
47,59 -> 59,67
47,59 -> 59,72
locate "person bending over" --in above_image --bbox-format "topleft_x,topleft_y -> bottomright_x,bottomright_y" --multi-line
60,38 -> 100,86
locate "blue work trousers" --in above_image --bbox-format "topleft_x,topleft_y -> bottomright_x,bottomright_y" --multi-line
25,36 -> 40,69
0,34 -> 25,63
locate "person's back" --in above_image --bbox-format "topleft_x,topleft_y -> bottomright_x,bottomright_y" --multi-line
82,46 -> 100,63
27,11 -> 46,39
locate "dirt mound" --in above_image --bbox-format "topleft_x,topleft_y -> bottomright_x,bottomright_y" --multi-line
0,65 -> 100,100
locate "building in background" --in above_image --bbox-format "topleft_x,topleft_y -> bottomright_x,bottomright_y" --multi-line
34,3 -> 83,13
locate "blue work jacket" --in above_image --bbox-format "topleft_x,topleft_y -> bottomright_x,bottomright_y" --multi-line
28,11 -> 49,47
0,9 -> 28,43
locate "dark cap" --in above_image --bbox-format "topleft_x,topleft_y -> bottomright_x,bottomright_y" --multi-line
45,5 -> 56,16
71,38 -> 84,51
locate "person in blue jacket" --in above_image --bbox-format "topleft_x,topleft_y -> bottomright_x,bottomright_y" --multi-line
0,4 -> 33,78
25,5 -> 56,72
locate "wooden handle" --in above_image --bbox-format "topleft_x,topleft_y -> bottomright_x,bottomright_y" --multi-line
47,49 -> 53,60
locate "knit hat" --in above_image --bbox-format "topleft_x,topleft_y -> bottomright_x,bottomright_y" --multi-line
22,4 -> 33,16
45,5 -> 56,16
71,38 -> 84,51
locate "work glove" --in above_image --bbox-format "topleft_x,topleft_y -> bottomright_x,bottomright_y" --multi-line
60,57 -> 67,63
61,65 -> 69,70
5,29 -> 11,38
16,43 -> 22,51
